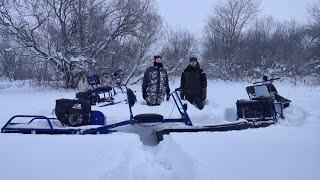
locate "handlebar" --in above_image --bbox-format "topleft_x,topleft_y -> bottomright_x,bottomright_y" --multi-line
253,77 -> 281,84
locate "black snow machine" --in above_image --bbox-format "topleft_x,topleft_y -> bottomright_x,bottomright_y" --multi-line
1,75 -> 291,143
236,76 -> 291,123
157,76 -> 292,141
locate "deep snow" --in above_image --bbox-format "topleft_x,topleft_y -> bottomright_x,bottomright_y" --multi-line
0,79 -> 319,180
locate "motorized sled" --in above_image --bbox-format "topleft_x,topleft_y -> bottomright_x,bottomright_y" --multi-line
236,77 -> 291,123
1,77 -> 290,143
76,70 -> 126,106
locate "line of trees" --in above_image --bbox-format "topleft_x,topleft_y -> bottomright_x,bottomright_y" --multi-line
203,0 -> 320,82
0,0 -> 319,88
0,0 -> 162,88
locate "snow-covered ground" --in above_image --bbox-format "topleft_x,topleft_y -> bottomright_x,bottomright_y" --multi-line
0,79 -> 319,180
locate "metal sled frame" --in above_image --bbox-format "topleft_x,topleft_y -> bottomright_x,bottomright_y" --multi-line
1,87 -> 275,142
156,120 -> 273,141
86,72 -> 131,106
3,73 -> 285,144
1,115 -> 94,134
1,90 -> 192,135
86,75 -> 115,105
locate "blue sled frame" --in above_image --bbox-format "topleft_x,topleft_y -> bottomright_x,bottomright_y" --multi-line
1,89 -> 275,142
1,90 -> 192,135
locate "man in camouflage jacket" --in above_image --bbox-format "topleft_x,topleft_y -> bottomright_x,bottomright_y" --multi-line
142,55 -> 170,106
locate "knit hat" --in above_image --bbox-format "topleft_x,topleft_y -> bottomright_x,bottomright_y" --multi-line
189,56 -> 198,62
154,55 -> 162,61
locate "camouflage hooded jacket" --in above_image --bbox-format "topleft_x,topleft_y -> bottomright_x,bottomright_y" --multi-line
142,66 -> 170,105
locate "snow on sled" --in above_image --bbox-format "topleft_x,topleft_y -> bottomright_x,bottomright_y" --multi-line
1,76 -> 290,143
1,87 -> 285,144
0,112 -> 111,135
1,89 -> 192,138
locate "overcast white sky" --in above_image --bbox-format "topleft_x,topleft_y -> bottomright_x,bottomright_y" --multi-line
156,0 -> 317,36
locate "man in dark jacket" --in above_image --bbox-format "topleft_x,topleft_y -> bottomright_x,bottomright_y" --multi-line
142,55 -> 170,106
180,56 -> 207,110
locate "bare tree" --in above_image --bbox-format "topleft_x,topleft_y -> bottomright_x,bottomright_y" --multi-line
206,0 -> 260,57
0,0 -> 86,88
305,0 -> 320,82
203,0 -> 260,79
308,0 -> 320,24
0,0 -> 162,88
161,28 -> 198,75
0,47 -> 16,81
235,16 -> 275,78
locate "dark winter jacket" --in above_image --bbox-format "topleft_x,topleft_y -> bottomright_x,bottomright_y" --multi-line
142,65 -> 170,105
180,64 -> 207,101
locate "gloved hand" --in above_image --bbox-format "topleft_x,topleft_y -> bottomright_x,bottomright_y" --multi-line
201,89 -> 207,101
180,93 -> 185,100
166,94 -> 170,101
142,90 -> 147,100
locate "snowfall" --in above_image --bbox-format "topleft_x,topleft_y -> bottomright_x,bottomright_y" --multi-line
0,78 -> 319,180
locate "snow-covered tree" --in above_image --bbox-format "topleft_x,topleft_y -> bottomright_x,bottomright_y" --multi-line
0,0 -> 161,88
203,0 -> 260,79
